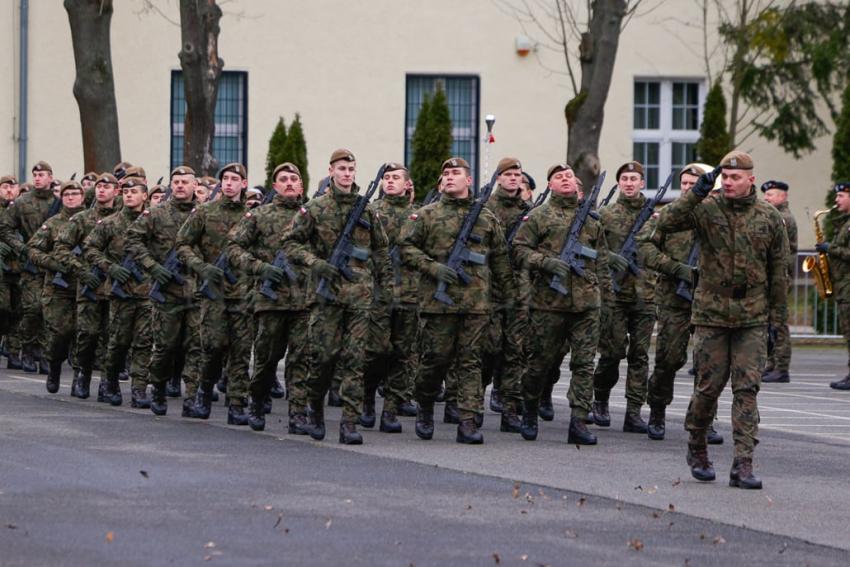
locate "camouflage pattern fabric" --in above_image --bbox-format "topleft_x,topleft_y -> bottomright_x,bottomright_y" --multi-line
828,213 -> 850,369
106,300 -> 152,391
599,192 -> 657,304
74,300 -> 109,376
765,201 -> 797,373
251,310 -> 310,414
54,205 -> 116,301
648,306 -> 691,407
363,307 -> 418,413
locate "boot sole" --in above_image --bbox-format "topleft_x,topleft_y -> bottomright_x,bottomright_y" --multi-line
520,432 -> 538,441
691,471 -> 716,482
568,435 -> 597,445
358,418 -> 376,429
647,432 -> 665,440
456,436 -> 484,444
729,478 -> 762,489
415,427 -> 434,440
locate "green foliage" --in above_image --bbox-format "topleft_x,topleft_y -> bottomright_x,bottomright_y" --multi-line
283,114 -> 309,191
824,81 -> 850,238
410,87 -> 453,202
696,83 -> 731,165
264,117 -> 287,187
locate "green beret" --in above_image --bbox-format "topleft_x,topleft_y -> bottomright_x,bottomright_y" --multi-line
273,162 -> 302,179
496,157 -> 522,175
616,161 -> 644,179
32,161 -> 53,174
330,149 -> 356,164
719,151 -> 754,170
219,162 -> 247,180
170,165 -> 196,178
441,157 -> 470,171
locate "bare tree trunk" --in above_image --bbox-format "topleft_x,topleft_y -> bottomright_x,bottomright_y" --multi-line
64,0 -> 121,172
179,0 -> 223,175
565,0 -> 628,192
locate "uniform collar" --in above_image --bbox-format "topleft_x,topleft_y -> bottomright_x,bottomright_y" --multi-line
550,193 -> 578,209
274,194 -> 302,209
384,194 -> 409,206
721,187 -> 758,210
331,181 -> 360,205
617,191 -> 645,210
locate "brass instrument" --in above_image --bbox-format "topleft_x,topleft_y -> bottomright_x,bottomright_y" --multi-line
802,208 -> 834,299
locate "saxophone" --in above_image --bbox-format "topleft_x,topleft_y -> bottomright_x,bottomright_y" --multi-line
802,208 -> 834,299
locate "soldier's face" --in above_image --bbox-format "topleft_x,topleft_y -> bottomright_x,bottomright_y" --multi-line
81,179 -> 95,190
274,172 -> 303,199
329,161 -> 356,192
221,172 -> 246,201
171,174 -> 196,201
721,169 -> 755,199
195,186 -> 209,203
835,191 -> 850,213
549,169 -> 577,196
497,169 -> 523,195
122,186 -> 147,210
149,192 -> 164,206
763,188 -> 787,207
32,170 -> 52,189
0,182 -> 20,201
95,181 -> 118,204
382,170 -> 407,196
680,173 -> 699,195
520,182 -> 533,202
618,172 -> 644,197
61,189 -> 84,209
442,167 -> 472,198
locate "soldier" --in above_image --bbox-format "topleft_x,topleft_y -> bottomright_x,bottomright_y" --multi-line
80,172 -> 97,207
245,187 -> 263,209
84,176 -> 153,408
591,161 -> 657,433
760,180 -> 797,383
656,151 -> 787,489
819,182 -> 850,390
194,181 -> 211,204
513,163 -> 610,444
399,157 -> 514,444
148,184 -> 166,208
282,149 -> 392,445
520,172 -> 535,206
54,173 -> 119,400
176,162 -> 251,424
0,161 -> 58,374
126,165 -> 202,417
27,181 -> 86,393
0,175 -> 24,369
227,162 -> 311,432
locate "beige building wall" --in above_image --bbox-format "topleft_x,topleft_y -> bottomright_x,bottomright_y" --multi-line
2,0 -> 833,246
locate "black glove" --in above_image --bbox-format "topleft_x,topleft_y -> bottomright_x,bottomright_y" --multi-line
108,263 -> 131,284
815,242 -> 830,254
149,263 -> 172,285
430,262 -> 459,285
541,257 -> 570,278
0,241 -> 11,258
200,263 -> 225,284
312,259 -> 340,280
79,270 -> 101,289
259,262 -> 286,284
692,166 -> 721,199
608,252 -> 629,273
672,262 -> 694,283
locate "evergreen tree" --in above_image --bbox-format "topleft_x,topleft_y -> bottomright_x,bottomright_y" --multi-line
265,117 -> 288,187
410,87 -> 453,202
282,113 -> 309,192
696,83 -> 732,165
824,81 -> 850,239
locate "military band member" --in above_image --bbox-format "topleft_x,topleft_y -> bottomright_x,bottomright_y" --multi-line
819,182 -> 850,391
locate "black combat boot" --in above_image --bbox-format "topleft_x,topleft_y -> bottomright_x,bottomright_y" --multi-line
435,385 -> 446,403
21,350 -> 37,373
456,418 -> 484,444
166,375 -> 181,398
307,402 -> 326,441
7,352 -> 23,370
150,383 -> 168,416
568,416 -> 598,445
686,444 -> 716,482
191,386 -> 213,419
489,388 -> 503,413
590,400 -> 610,427
248,397 -> 266,432
538,382 -> 555,421
211,388 -> 219,402
623,410 -> 648,433
181,397 -> 195,417
270,378 -> 285,399
707,424 -> 724,445
105,376 -> 123,406
830,374 -> 850,390
647,406 -> 666,440
216,375 -> 228,394
379,410 -> 402,433
227,401 -> 250,426
288,412 -> 310,435
339,421 -> 363,445
520,409 -> 538,441
360,388 -> 377,428
762,370 -> 789,383
131,387 -> 151,409
119,369 -> 130,382
97,380 -> 109,403
499,403 -> 522,433
76,371 -> 92,399
264,398 -> 273,414
38,351 -> 49,375
474,412 -> 484,428
729,457 -> 762,489
46,361 -> 62,393
398,400 -> 418,417
415,407 -> 435,440
443,403 -> 460,424
327,388 -> 343,407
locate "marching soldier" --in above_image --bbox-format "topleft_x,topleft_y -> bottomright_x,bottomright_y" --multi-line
399,157 -> 514,444
656,151 -> 787,489
126,166 -> 202,417
820,182 -> 850,390
148,184 -> 166,208
760,180 -> 797,383
282,149 -> 392,445
0,175 -> 24,369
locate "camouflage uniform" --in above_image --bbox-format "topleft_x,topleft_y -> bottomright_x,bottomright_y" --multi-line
765,201 -> 797,374
593,192 -> 657,414
227,194 -> 310,417
513,192 -> 611,419
0,199 -> 23,364
827,212 -> 850,372
399,194 -> 514,421
282,181 -> 392,424
656,187 -> 788,458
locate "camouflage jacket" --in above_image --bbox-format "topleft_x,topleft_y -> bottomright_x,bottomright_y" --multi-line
368,194 -> 417,305
485,186 -> 529,248
28,206 -> 84,299
599,192 -> 656,304
399,193 -> 514,315
282,182 -> 392,309
827,213 -> 850,303
227,195 -> 309,312
126,198 -> 196,303
84,206 -> 150,299
0,199 -> 21,274
638,214 -> 695,310
0,187 -> 59,270
774,201 -> 798,275
513,193 -> 611,313
54,204 -> 117,301
656,188 -> 788,327
176,196 -> 248,301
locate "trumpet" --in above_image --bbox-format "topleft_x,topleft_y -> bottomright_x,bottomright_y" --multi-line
802,207 -> 834,299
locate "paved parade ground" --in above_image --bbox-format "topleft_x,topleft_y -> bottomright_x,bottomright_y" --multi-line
2,345 -> 850,566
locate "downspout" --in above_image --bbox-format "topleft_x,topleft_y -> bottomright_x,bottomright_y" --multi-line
17,0 -> 28,182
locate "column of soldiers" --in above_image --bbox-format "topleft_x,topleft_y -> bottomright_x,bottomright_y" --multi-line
3,147 -> 842,491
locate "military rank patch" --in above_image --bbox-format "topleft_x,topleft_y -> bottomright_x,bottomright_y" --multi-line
40,224 -> 47,230
190,208 -> 197,214
142,210 -> 151,216
409,213 -> 419,220
244,212 -> 252,218
96,219 -> 103,224
522,215 -> 529,222
299,207 -> 308,215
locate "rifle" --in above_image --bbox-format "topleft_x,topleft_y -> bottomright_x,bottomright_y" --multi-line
314,176 -> 331,198
549,171 -> 606,296
421,188 -> 440,206
258,249 -> 298,300
110,255 -> 145,299
148,249 -> 186,303
261,186 -> 276,205
156,176 -> 164,186
197,252 -> 237,300
316,165 -> 388,301
51,244 -> 82,290
78,265 -> 104,302
433,170 -> 500,305
46,196 -> 62,219
208,183 -> 221,202
163,184 -> 173,202
610,172 -> 673,293
70,173 -> 77,181
675,242 -> 700,302
506,187 -> 550,249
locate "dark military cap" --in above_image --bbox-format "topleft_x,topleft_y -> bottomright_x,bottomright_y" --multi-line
245,187 -> 263,199
199,176 -> 218,188
113,161 -> 133,179
441,157 -> 470,171
120,176 -> 147,190
760,180 -> 788,192
50,179 -> 62,189
60,180 -> 83,196
171,165 -> 196,178
834,182 -> 850,193
81,171 -> 98,183
20,182 -> 33,193
330,149 -> 356,164
522,172 -> 536,190
384,162 -> 408,173
496,157 -> 522,175
96,173 -> 119,186
273,162 -> 302,179
546,163 -> 572,180
32,161 -> 53,173
125,166 -> 147,179
148,184 -> 166,196
616,161 -> 644,179
0,175 -> 18,185
219,162 -> 247,180
719,150 -> 754,170
680,163 -> 706,179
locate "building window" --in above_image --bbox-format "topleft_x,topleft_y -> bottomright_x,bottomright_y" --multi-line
404,75 -> 480,186
632,79 -> 705,191
170,70 -> 248,170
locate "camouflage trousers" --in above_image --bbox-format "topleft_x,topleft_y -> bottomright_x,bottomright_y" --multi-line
307,304 -> 370,422
42,291 -> 77,365
593,300 -> 656,411
839,302 -> 850,371
764,321 -> 791,373
524,309 -> 599,419
363,305 -> 419,414
198,298 -> 251,405
250,309 -> 310,414
75,299 -> 109,376
0,275 -> 23,356
105,298 -> 152,391
417,313 -> 486,420
481,308 -> 525,410
19,271 -> 45,353
687,325 -> 764,458
148,302 -> 202,399
647,306 -> 692,408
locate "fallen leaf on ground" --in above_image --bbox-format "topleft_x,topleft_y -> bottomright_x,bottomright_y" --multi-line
105,532 -> 114,543
778,542 -> 787,554
766,496 -> 774,506
520,554 -> 528,561
325,518 -> 332,529
204,542 -> 216,549
263,505 -> 273,511
713,536 -> 726,545
273,514 -> 282,529
492,552 -> 501,564
139,470 -> 149,479
6,524 -> 17,530
564,529 -> 577,539
668,504 -> 676,512
634,485 -> 643,491
512,483 -> 520,499
647,486 -> 658,494
628,539 -> 644,551
671,478 -> 681,487
577,497 -> 586,508
651,511 -> 661,519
